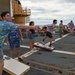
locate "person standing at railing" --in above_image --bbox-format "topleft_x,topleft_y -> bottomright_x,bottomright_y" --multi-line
68,20 -> 74,33
59,20 -> 63,38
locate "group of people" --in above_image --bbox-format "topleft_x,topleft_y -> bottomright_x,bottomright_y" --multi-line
0,11 -> 38,75
59,20 -> 75,37
0,11 -> 75,75
41,20 -> 75,49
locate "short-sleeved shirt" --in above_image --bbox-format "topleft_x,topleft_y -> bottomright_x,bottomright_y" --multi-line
46,24 -> 57,33
0,20 -> 18,48
8,29 -> 20,42
68,22 -> 74,28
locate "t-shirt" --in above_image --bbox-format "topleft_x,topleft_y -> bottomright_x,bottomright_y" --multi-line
0,20 -> 18,48
46,24 -> 57,33
68,22 -> 74,28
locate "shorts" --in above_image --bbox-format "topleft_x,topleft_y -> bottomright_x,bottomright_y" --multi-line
28,34 -> 35,39
0,48 -> 4,59
70,28 -> 74,32
46,31 -> 52,38
9,39 -> 20,49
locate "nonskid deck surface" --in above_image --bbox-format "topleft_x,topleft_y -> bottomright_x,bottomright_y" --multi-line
3,33 -> 75,75
3,68 -> 55,75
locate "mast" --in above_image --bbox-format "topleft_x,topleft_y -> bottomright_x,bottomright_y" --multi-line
10,0 -> 13,17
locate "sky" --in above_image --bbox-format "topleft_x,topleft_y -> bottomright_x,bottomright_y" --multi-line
20,0 -> 75,25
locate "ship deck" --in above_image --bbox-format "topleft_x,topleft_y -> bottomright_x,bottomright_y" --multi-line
3,33 -> 75,75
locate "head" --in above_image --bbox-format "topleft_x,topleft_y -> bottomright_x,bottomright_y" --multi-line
53,19 -> 57,24
29,21 -> 34,26
71,20 -> 73,22
1,11 -> 11,21
60,20 -> 63,23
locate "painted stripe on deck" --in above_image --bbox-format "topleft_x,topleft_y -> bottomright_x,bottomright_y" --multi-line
4,34 -> 72,59
45,33 -> 69,45
53,50 -> 75,55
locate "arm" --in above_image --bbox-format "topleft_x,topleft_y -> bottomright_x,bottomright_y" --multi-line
27,29 -> 32,34
8,22 -> 39,33
18,24 -> 38,30
48,25 -> 58,30
18,29 -> 23,40
55,25 -> 59,28
6,37 -> 9,45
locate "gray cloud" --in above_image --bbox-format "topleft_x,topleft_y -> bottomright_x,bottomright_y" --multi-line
26,0 -> 53,2
20,0 -> 75,3
32,8 -> 60,14
59,0 -> 75,3
20,0 -> 75,25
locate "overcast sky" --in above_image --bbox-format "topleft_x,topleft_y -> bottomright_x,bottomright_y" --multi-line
20,0 -> 75,25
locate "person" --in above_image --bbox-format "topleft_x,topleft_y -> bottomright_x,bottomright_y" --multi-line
28,21 -> 36,51
59,20 -> 63,38
40,26 -> 47,36
7,29 -> 23,61
68,20 -> 74,33
63,26 -> 70,34
6,17 -> 23,61
0,11 -> 38,75
41,19 -> 58,49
